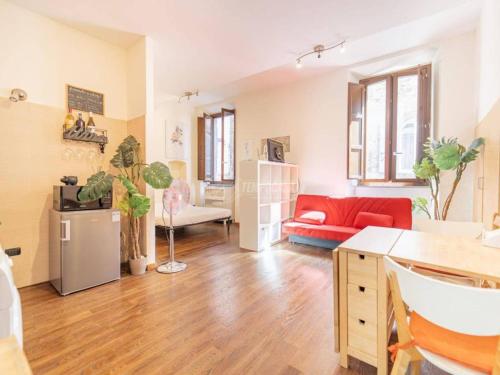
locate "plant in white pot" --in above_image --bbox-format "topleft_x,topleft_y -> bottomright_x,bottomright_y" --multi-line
412,136 -> 484,220
78,135 -> 172,275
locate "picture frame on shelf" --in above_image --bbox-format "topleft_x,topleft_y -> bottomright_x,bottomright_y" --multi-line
267,138 -> 285,163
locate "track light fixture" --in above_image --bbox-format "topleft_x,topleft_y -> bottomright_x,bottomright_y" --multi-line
295,40 -> 346,69
178,90 -> 199,103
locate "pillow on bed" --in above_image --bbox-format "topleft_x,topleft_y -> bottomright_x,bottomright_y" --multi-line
295,210 -> 326,225
353,212 -> 393,229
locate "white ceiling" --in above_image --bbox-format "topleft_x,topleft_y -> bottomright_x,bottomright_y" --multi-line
10,0 -> 481,104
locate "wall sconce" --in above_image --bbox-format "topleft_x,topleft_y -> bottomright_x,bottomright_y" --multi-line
9,88 -> 28,102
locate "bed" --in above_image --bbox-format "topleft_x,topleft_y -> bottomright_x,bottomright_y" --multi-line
154,204 -> 232,232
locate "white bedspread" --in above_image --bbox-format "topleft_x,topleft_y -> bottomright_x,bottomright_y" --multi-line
155,204 -> 231,228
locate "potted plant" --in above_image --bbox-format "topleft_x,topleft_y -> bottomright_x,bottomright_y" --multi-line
78,135 -> 172,275
413,136 -> 484,220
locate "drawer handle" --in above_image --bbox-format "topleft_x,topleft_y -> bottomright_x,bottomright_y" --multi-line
358,319 -> 366,325
358,254 -> 365,260
358,286 -> 365,292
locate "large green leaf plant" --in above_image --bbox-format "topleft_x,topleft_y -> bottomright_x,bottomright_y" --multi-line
413,137 -> 484,220
78,135 -> 173,260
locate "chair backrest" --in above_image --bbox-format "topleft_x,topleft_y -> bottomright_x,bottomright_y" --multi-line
413,218 -> 484,239
384,256 -> 500,336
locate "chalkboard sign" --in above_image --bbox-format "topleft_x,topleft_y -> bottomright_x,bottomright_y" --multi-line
67,85 -> 104,115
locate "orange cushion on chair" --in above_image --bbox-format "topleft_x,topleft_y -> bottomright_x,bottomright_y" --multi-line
410,312 -> 499,374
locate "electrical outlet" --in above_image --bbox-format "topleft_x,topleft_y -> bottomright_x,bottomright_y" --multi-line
4,247 -> 21,257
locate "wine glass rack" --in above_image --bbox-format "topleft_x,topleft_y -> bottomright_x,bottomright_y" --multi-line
62,126 -> 108,153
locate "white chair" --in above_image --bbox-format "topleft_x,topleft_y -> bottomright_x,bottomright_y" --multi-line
384,256 -> 500,375
0,246 -> 23,347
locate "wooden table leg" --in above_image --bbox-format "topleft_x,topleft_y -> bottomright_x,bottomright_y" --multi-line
333,249 -> 340,353
377,258 -> 389,375
339,250 -> 349,368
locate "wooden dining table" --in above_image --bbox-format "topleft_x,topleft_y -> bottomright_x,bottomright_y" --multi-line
334,227 -> 500,375
389,229 -> 500,284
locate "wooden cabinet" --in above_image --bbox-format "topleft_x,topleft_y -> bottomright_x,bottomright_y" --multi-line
337,227 -> 402,375
474,101 -> 500,229
239,160 -> 299,251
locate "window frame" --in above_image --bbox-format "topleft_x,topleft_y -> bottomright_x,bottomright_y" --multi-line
357,64 -> 431,185
199,108 -> 236,184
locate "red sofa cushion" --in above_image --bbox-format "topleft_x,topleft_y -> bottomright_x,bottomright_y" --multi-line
283,222 -> 361,242
295,210 -> 326,225
353,212 -> 394,229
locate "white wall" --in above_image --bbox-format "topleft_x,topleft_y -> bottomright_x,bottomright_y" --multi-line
477,0 -> 500,121
196,32 -> 479,222
0,0 -> 128,120
234,68 -> 350,219
152,100 -> 195,211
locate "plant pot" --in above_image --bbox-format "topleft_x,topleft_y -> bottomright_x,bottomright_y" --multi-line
129,256 -> 147,275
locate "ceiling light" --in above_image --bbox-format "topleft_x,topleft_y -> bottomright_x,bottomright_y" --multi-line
295,40 -> 346,67
178,90 -> 198,103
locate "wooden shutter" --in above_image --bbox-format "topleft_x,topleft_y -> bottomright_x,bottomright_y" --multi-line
347,82 -> 365,179
197,116 -> 205,180
221,108 -> 235,182
418,65 -> 432,160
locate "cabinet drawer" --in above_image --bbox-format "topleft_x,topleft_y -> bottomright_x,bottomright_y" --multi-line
347,283 -> 377,323
347,253 -> 377,289
348,315 -> 377,357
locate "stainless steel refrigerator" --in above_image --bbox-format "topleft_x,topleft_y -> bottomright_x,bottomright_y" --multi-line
49,208 -> 121,295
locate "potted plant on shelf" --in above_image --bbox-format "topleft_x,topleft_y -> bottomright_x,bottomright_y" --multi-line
78,135 -> 172,275
412,136 -> 484,221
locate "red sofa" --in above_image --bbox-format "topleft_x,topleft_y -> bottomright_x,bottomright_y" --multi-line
283,195 -> 412,248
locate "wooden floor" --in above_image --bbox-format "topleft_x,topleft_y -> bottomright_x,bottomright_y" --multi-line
20,224 -> 446,375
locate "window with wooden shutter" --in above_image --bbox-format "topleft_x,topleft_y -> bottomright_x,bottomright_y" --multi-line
197,109 -> 236,183
347,64 -> 431,184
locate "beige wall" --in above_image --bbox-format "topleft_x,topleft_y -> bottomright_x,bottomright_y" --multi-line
477,0 -> 500,122
0,3 -> 155,286
0,0 -> 128,120
432,32 -> 478,221
127,39 -> 147,121
472,0 -> 500,226
0,99 -> 127,287
195,32 -> 479,222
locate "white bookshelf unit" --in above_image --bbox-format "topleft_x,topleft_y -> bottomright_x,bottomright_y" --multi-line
239,160 -> 299,251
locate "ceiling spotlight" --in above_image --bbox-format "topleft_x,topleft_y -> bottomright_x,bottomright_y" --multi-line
295,40 -> 346,66
314,45 -> 324,59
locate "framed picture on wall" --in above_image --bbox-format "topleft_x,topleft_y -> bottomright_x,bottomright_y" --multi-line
165,121 -> 186,160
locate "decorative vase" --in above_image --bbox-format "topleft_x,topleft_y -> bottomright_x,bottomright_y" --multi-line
129,256 -> 147,275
